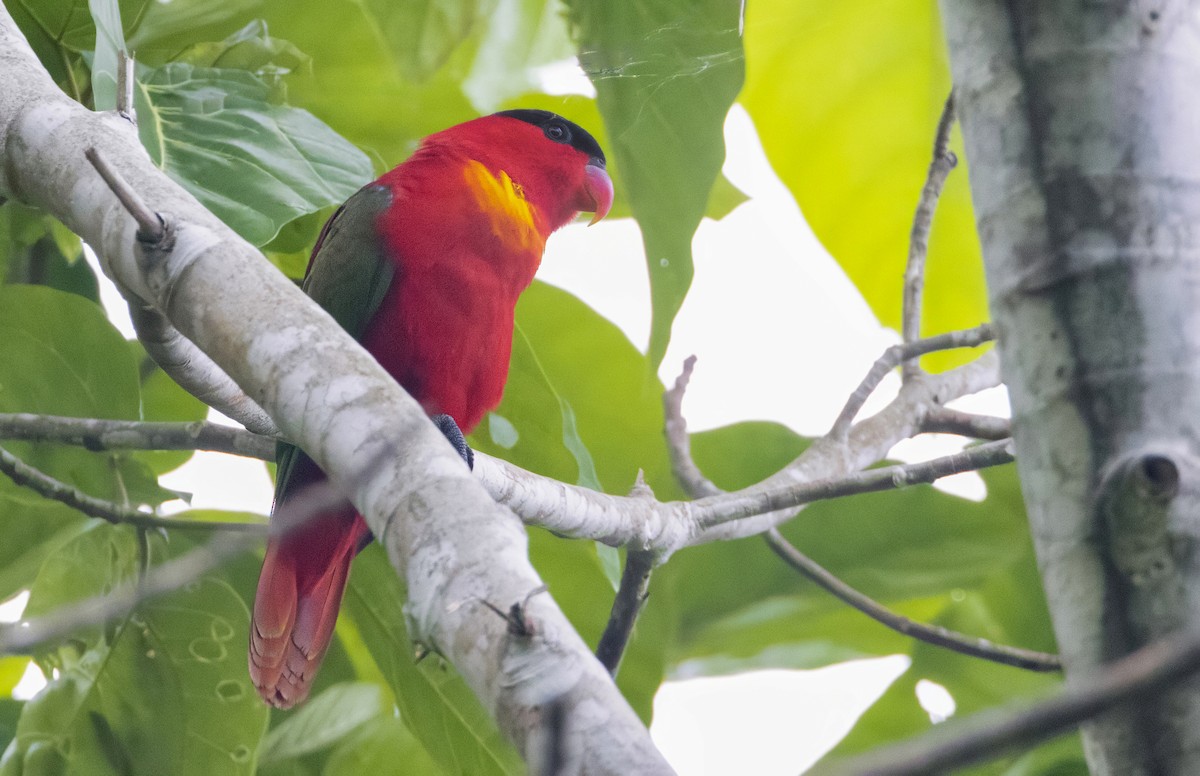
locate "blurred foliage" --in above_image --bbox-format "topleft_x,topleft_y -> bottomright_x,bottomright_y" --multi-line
0,0 -> 1084,774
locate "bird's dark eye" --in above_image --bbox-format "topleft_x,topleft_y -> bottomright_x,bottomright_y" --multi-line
544,122 -> 569,143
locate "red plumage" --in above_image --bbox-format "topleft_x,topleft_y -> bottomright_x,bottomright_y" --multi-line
249,111 -> 612,708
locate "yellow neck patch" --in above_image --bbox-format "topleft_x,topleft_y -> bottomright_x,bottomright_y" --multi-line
462,160 -> 543,252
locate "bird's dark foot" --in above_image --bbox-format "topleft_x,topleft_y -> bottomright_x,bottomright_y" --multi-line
431,413 -> 474,470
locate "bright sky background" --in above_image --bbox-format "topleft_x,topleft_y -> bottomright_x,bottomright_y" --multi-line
6,78 -> 1009,774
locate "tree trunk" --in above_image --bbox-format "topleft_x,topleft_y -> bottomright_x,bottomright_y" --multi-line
940,3 -> 1200,773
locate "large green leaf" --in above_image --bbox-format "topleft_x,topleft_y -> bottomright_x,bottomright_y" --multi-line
323,715 -> 440,776
563,0 -> 745,368
0,286 -> 153,601
257,0 -> 479,166
356,0 -> 493,82
260,683 -> 387,765
341,547 -> 523,776
134,62 -> 374,245
1,525 -> 268,776
12,0 -> 257,57
741,0 -> 987,369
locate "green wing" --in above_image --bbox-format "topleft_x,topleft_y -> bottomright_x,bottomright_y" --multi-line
275,184 -> 397,506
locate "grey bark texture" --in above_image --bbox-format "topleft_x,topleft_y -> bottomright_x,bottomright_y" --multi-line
0,6 -> 674,774
940,3 -> 1200,773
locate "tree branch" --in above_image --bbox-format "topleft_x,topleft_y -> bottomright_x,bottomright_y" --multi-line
469,350 -> 1004,552
921,407 -> 1011,440
827,627 -> 1200,776
764,528 -> 1059,672
594,473 -> 661,675
901,92 -> 957,382
595,547 -> 656,675
661,357 -> 1045,673
830,324 -> 995,440
0,412 -> 275,459
662,356 -> 720,498
0,443 -> 266,532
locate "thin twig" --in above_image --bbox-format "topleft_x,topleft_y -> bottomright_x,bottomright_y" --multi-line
0,412 -> 276,459
827,628 -> 1200,776
0,444 -> 266,532
84,146 -> 163,241
596,549 -> 656,675
116,50 -> 135,125
595,474 -> 660,675
0,481 -> 346,655
765,528 -> 1059,672
901,92 -> 957,382
830,324 -> 995,440
922,408 -> 1012,440
663,356 -> 720,498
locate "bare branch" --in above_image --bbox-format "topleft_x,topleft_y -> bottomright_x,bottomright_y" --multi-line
116,51 -> 135,124
693,439 -> 1015,532
830,324 -> 995,440
922,407 -> 1012,440
764,528 -> 1059,672
0,443 -> 266,532
84,146 -> 161,241
471,352 -> 1004,551
0,412 -> 275,459
661,358 -> 1044,672
595,475 -> 660,675
828,628 -> 1200,776
662,356 -> 720,498
901,92 -> 958,382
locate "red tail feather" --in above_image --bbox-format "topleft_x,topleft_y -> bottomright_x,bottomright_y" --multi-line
249,503 -> 369,708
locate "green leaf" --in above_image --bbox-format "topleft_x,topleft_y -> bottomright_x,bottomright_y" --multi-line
357,0 -> 493,82
126,0 -> 261,59
86,0 -> 126,110
15,0 -> 256,55
135,62 -> 374,245
323,715 -> 440,776
0,286 -> 145,601
341,547 -> 524,776
3,526 -> 268,776
741,1 -> 988,369
261,683 -> 387,764
174,20 -> 311,78
0,204 -> 92,298
563,0 -> 745,368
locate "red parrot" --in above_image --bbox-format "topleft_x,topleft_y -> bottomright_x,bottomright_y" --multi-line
249,110 -> 613,708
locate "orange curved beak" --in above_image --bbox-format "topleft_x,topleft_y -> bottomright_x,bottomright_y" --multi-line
584,161 -> 613,226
